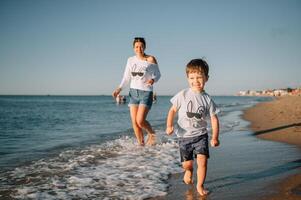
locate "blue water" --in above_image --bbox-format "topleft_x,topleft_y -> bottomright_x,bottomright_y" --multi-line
0,95 -> 300,199
0,95 -> 261,170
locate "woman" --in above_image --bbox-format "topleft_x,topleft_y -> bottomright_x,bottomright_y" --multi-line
112,37 -> 161,145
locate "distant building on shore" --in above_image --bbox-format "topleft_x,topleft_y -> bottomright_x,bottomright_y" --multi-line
237,87 -> 301,97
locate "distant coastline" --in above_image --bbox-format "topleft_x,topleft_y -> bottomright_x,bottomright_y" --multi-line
237,87 -> 301,97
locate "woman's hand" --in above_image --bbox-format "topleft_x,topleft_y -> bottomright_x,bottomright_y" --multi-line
166,126 -> 174,135
146,79 -> 155,86
112,88 -> 121,98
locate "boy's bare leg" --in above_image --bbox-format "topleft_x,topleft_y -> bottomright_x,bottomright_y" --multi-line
196,154 -> 208,196
182,161 -> 194,184
130,106 -> 144,145
136,105 -> 156,145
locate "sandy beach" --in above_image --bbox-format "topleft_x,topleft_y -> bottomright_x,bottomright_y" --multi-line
156,96 -> 301,200
243,96 -> 301,200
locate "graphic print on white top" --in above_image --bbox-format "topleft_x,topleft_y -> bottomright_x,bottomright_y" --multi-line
131,64 -> 145,80
170,89 -> 219,138
185,100 -> 206,128
119,56 -> 161,91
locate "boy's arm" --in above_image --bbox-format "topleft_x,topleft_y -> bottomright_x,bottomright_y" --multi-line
166,106 -> 177,135
210,114 -> 220,147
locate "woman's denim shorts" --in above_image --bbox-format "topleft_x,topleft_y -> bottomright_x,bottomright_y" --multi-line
128,88 -> 153,109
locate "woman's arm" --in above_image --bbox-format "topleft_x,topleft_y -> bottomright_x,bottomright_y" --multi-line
118,58 -> 132,89
113,58 -> 131,97
146,56 -> 161,84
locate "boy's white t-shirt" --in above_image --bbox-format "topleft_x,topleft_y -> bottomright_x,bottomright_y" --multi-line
119,56 -> 161,91
170,88 -> 219,138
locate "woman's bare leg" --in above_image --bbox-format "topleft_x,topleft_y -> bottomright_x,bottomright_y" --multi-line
130,105 -> 144,145
136,105 -> 156,145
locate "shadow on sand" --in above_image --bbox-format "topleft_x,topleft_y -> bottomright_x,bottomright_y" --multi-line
253,122 -> 301,136
206,159 -> 301,190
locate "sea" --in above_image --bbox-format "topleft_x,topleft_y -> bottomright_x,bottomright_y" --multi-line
0,95 -> 300,200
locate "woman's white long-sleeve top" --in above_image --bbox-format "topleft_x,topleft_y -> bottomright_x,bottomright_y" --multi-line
119,56 -> 161,92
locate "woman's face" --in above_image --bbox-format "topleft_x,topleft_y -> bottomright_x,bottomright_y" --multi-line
133,41 -> 145,56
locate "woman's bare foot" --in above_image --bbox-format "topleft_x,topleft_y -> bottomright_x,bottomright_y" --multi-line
197,184 -> 209,196
139,140 -> 145,146
146,133 -> 156,146
183,170 -> 193,184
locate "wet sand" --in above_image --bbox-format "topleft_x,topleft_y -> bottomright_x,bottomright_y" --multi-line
153,96 -> 301,200
243,96 -> 301,200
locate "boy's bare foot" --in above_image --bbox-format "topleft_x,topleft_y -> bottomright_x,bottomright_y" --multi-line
146,133 -> 156,146
183,170 -> 193,184
197,184 -> 209,196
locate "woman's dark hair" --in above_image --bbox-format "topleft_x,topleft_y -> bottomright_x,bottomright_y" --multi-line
133,37 -> 146,48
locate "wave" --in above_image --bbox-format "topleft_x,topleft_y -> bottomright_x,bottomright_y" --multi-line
0,131 -> 182,200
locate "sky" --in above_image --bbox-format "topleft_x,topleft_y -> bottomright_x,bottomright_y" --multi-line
0,0 -> 300,96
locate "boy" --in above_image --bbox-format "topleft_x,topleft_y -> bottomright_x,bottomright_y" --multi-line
166,58 -> 220,196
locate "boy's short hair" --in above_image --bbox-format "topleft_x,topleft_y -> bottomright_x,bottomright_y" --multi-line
186,58 -> 209,78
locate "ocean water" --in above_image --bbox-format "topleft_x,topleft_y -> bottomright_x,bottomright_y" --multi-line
0,95 -> 300,199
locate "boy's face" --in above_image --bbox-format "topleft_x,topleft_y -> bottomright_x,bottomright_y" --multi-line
187,72 -> 207,92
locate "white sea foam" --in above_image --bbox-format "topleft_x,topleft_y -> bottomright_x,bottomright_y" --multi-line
1,131 -> 182,200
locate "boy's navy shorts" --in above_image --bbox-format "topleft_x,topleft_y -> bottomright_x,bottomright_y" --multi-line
178,134 -> 209,162
128,88 -> 153,109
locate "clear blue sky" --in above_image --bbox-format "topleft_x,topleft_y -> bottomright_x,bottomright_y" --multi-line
1,0 -> 300,95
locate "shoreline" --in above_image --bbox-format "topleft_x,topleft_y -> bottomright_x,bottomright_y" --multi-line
243,96 -> 301,200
